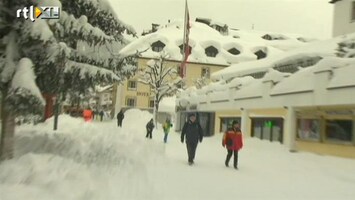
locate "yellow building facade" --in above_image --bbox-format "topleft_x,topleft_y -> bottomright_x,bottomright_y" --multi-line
117,57 -> 227,112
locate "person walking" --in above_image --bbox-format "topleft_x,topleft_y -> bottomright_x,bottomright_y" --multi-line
146,118 -> 155,139
116,109 -> 125,127
99,110 -> 104,121
162,118 -> 173,143
181,113 -> 203,165
222,120 -> 243,170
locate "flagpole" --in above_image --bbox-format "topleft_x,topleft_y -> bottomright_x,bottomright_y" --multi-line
180,0 -> 189,84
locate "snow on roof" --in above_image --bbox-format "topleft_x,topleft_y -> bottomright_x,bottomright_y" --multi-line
158,96 -> 176,113
119,20 -> 309,66
313,57 -> 355,89
270,67 -> 315,95
212,33 -> 355,80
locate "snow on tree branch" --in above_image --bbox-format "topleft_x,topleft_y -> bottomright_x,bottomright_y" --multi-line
61,0 -> 137,41
10,58 -> 45,105
50,11 -> 117,46
65,60 -> 120,81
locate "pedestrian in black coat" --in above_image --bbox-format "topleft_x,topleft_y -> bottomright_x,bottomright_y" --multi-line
99,110 -> 104,121
181,113 -> 203,165
146,118 -> 155,139
116,109 -> 124,127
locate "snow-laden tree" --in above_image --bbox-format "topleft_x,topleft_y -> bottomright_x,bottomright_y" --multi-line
138,54 -> 182,127
0,0 -> 49,160
36,0 -> 137,130
336,39 -> 355,58
0,0 -> 137,160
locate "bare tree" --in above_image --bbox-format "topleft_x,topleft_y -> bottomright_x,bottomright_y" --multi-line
138,54 -> 181,127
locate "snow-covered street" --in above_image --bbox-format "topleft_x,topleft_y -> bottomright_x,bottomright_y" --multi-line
1,109 -> 355,200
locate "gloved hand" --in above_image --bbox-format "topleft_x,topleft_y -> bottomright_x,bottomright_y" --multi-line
199,138 -> 203,143
181,138 -> 184,143
222,143 -> 225,147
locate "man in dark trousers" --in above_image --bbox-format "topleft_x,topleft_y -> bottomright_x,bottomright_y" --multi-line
146,118 -> 155,139
116,109 -> 124,127
181,113 -> 204,165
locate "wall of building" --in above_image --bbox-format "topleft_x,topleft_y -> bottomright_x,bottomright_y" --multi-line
297,140 -> 355,159
120,57 -> 227,111
180,60 -> 355,159
332,0 -> 355,36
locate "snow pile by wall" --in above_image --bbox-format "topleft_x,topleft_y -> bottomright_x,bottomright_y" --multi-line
0,110 -> 166,200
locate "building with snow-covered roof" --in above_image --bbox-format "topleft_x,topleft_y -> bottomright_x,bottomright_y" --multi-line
176,33 -> 355,159
117,19 -> 314,126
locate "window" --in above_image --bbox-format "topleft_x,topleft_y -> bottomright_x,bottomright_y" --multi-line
325,120 -> 353,142
352,2 -> 355,21
179,44 -> 192,56
205,46 -> 218,57
127,81 -> 137,90
297,119 -> 320,141
151,41 -> 165,52
126,97 -> 136,107
201,67 -> 210,78
254,49 -> 267,60
228,48 -> 240,55
149,98 -> 155,108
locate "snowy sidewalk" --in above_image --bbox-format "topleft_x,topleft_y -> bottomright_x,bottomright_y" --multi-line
1,111 -> 355,200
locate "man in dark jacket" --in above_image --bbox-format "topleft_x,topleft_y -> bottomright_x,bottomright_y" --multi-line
146,118 -> 155,139
181,113 -> 203,165
116,109 -> 124,127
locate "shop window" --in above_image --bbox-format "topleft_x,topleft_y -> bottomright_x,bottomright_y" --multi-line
325,120 -> 353,142
297,119 -> 320,141
220,118 -> 240,132
251,118 -> 283,143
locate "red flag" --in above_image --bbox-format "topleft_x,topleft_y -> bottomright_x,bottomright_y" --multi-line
180,0 -> 190,78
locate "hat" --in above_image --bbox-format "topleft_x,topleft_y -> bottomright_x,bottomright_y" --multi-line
188,113 -> 196,117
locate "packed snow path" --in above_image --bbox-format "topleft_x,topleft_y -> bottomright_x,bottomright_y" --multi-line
1,110 -> 355,200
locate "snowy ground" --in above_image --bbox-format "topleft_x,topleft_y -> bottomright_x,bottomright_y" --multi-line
1,109 -> 355,200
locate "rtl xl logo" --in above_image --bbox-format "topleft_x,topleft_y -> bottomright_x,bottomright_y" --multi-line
16,6 -> 60,21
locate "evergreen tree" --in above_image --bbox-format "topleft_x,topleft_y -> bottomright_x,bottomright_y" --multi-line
0,0 -> 137,160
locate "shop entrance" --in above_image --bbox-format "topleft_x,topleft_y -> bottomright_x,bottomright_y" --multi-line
251,117 -> 284,143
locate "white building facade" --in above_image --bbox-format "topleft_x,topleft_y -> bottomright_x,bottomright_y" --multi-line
331,0 -> 355,36
177,33 -> 355,159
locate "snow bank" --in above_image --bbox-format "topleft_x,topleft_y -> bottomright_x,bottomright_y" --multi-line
0,110 -> 166,200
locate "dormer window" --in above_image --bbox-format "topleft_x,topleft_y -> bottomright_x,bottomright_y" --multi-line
151,41 -> 165,52
205,46 -> 218,57
228,48 -> 240,55
254,49 -> 267,59
179,44 -> 192,56
262,34 -> 286,40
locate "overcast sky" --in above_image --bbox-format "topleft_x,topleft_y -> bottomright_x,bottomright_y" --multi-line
109,0 -> 334,39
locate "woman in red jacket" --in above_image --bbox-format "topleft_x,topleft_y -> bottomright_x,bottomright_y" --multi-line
222,120 -> 243,169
